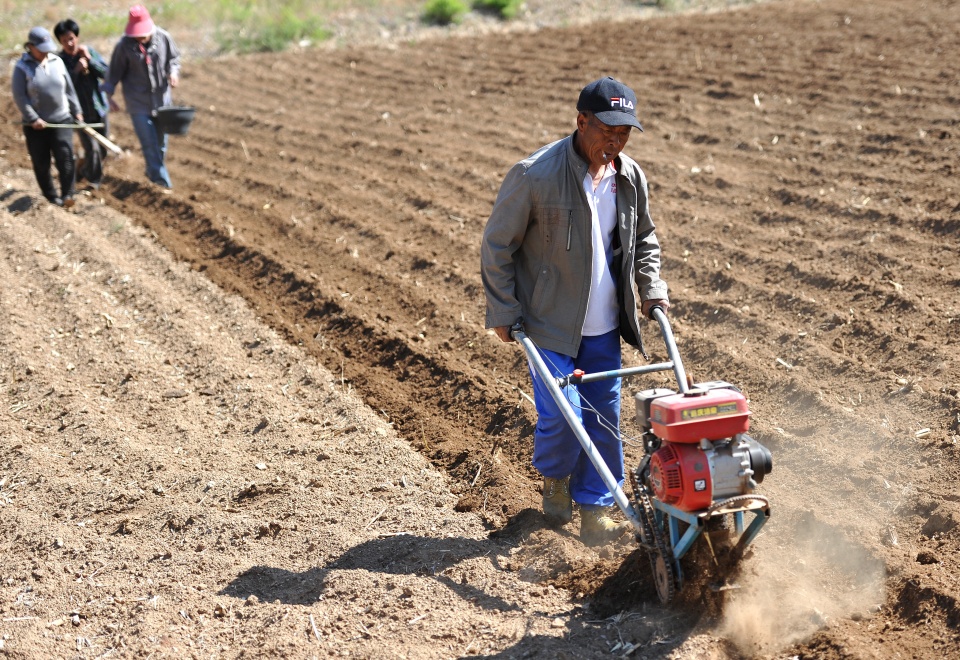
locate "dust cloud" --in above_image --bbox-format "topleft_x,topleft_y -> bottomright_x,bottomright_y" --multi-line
718,511 -> 885,655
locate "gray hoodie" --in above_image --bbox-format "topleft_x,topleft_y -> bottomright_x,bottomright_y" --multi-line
12,52 -> 81,124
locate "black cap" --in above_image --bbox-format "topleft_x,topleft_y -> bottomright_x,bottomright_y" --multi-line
576,77 -> 644,131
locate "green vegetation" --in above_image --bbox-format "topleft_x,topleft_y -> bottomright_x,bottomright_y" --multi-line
69,13 -> 128,41
0,0 -> 356,56
212,3 -> 331,53
472,0 -> 521,20
422,0 -> 523,25
422,0 -> 468,25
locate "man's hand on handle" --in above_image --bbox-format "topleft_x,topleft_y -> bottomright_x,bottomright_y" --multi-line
493,326 -> 514,343
642,298 -> 670,319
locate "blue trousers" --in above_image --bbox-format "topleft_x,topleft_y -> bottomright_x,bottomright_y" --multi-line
131,112 -> 171,188
529,329 -> 623,507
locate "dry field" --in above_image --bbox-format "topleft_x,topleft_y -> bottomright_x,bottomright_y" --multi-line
1,0 -> 958,657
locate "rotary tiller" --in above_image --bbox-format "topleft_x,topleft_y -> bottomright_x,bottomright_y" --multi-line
512,307 -> 773,604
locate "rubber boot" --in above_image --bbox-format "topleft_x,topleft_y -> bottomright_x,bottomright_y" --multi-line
542,476 -> 572,526
580,505 -> 630,546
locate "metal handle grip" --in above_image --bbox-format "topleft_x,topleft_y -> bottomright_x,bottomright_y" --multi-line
649,306 -> 689,393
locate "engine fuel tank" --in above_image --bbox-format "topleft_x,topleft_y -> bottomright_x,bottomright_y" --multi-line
649,388 -> 750,443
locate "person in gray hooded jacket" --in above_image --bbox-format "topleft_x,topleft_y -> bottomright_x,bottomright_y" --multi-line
481,77 -> 669,546
11,27 -> 83,207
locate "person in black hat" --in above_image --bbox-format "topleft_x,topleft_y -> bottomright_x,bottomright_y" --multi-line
480,76 -> 670,546
11,26 -> 84,207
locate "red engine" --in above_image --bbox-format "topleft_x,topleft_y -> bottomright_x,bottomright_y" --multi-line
636,385 -> 773,512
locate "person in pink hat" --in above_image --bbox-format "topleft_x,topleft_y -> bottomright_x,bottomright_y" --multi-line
101,5 -> 181,188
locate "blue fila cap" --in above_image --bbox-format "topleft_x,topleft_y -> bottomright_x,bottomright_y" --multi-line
576,77 -> 644,131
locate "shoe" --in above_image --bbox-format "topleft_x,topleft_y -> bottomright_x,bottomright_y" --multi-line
542,476 -> 572,526
62,196 -> 75,209
579,505 -> 630,547
47,196 -> 63,207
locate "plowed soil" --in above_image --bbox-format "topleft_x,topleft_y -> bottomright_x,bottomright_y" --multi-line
1,0 -> 959,657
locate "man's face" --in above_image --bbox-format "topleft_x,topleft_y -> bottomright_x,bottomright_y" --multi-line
576,112 -> 632,169
58,31 -> 79,55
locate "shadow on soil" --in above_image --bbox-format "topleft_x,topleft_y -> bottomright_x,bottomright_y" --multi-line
220,533 -> 520,609
219,530 -> 699,660
218,507 -> 708,658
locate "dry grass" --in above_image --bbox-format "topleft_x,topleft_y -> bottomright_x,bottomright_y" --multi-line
0,0 -> 426,57
1,1 -> 757,59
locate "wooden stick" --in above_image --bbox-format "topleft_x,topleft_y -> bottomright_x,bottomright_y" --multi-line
471,461 -> 482,487
364,506 -> 388,530
83,126 -> 124,156
518,388 -> 535,406
19,122 -> 105,129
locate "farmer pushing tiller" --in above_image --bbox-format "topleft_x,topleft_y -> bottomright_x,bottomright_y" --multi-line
514,310 -> 773,603
481,76 -> 772,602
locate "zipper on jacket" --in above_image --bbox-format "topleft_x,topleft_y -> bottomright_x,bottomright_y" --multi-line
566,211 -> 572,251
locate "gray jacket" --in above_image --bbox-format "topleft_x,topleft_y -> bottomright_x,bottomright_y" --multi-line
101,28 -> 180,114
12,53 -> 81,124
481,132 -> 668,358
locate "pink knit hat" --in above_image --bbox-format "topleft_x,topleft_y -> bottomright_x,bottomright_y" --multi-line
124,5 -> 155,38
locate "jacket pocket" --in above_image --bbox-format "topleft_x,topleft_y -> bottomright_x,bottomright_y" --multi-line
538,206 -> 573,257
530,264 -> 556,315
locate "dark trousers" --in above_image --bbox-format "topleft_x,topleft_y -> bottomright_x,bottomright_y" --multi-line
23,125 -> 76,201
77,118 -> 109,185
